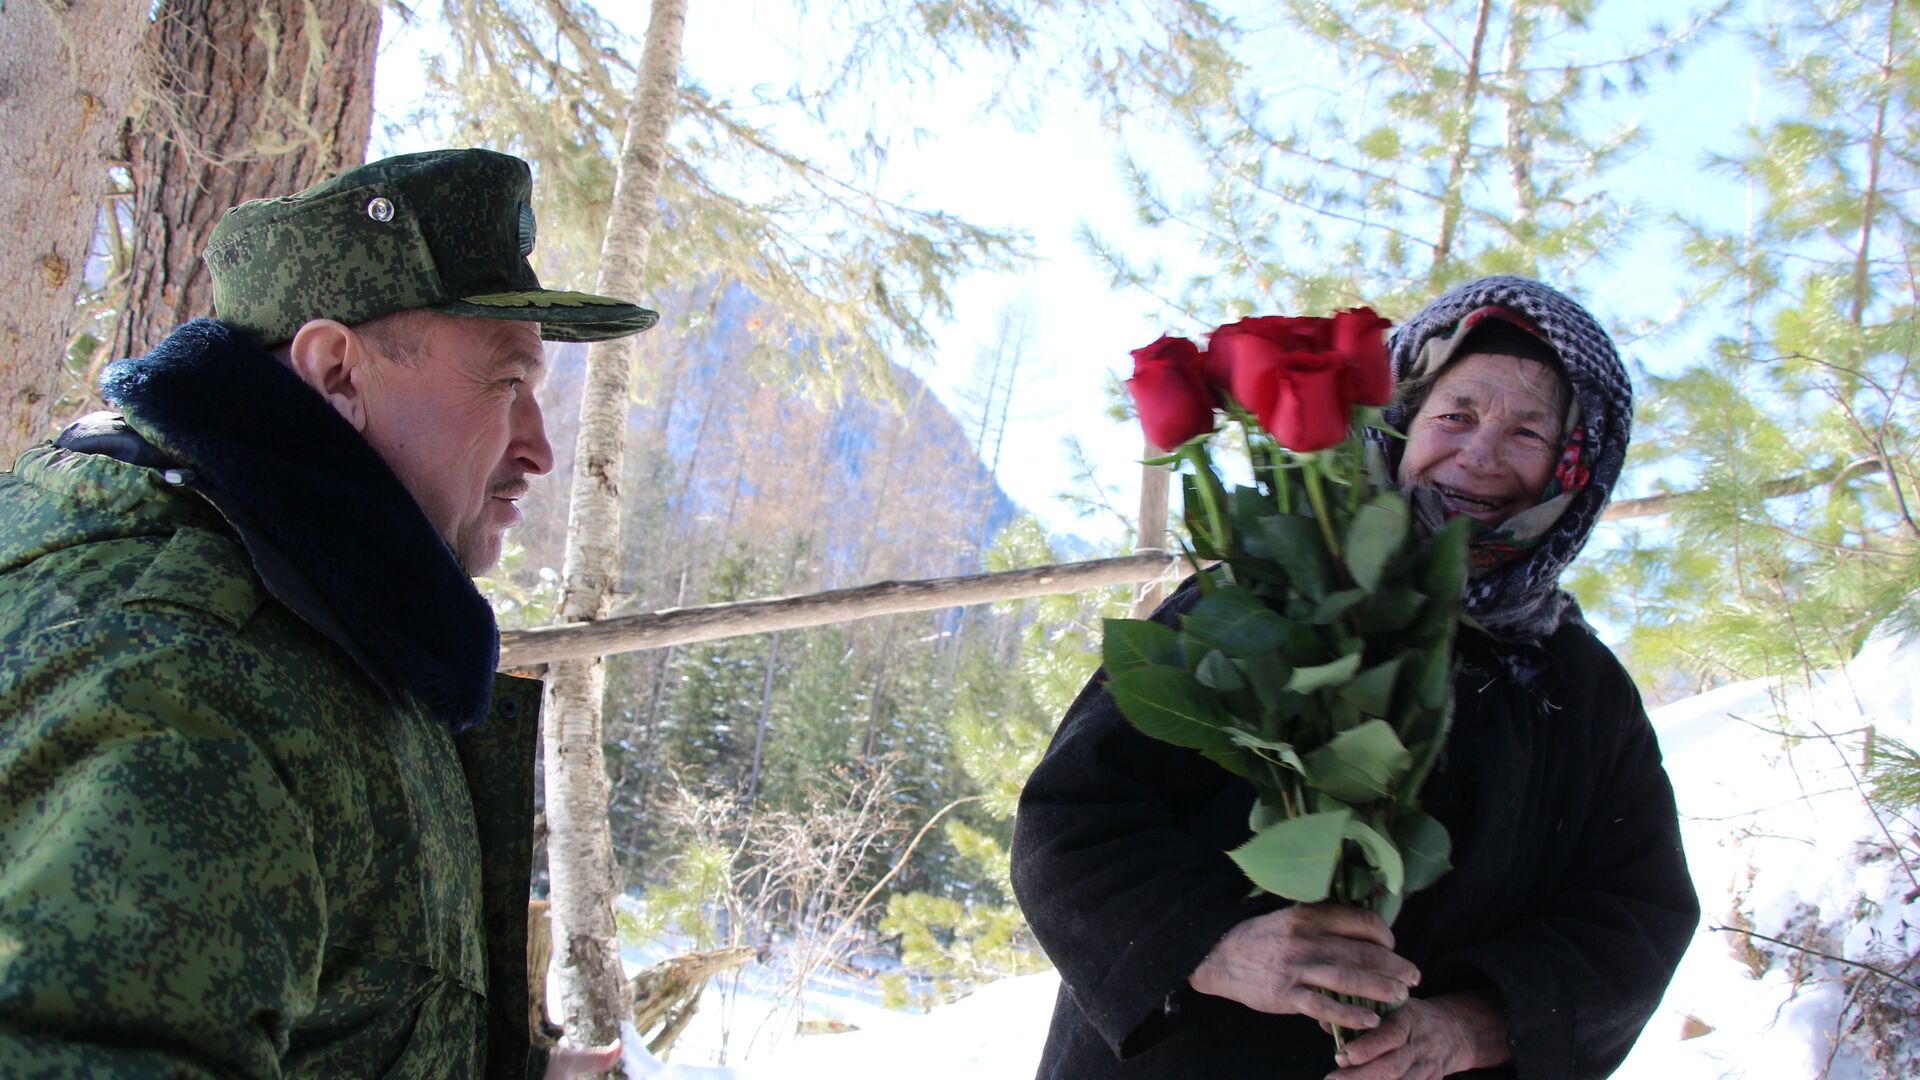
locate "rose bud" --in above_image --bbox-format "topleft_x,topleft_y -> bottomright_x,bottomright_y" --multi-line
1332,307 -> 1394,406
1126,335 -> 1216,451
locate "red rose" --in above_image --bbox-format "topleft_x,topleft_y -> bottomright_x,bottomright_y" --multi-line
1332,307 -> 1393,406
1213,335 -> 1349,451
1204,310 -> 1394,451
1126,335 -> 1217,451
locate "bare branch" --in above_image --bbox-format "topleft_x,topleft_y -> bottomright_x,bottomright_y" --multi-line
500,554 -> 1182,667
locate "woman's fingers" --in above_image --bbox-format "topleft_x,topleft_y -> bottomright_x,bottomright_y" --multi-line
1297,960 -> 1414,1008
1294,902 -> 1398,951
1288,986 -> 1385,1032
1316,937 -> 1421,995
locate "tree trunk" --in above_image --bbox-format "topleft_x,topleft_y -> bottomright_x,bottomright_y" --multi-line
110,0 -> 380,361
1429,0 -> 1494,274
0,0 -> 151,463
542,0 -> 686,1059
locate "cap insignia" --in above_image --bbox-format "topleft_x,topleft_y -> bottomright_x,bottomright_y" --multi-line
517,202 -> 537,257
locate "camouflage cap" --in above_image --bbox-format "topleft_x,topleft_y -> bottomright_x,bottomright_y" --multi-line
202,148 -> 658,347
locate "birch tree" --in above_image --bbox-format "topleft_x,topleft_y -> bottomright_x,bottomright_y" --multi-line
541,0 -> 687,1054
0,0 -> 150,462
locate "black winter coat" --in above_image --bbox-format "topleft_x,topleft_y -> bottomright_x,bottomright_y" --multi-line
1009,588 -> 1699,1080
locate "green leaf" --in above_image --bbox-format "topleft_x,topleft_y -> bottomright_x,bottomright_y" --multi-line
1361,588 -> 1426,634
1285,649 -> 1363,693
1106,667 -> 1233,752
1202,747 -> 1256,780
1184,587 -> 1289,656
1227,808 -> 1352,901
1419,515 -> 1471,600
1314,588 -> 1369,625
1414,646 -> 1453,711
1102,618 -> 1182,674
1338,656 -> 1406,717
1229,484 -> 1272,534
1342,818 -> 1406,894
1255,516 -> 1332,598
1249,799 -> 1287,832
1373,890 -> 1405,928
1227,729 -> 1306,773
1195,649 -> 1247,693
1393,811 -> 1453,892
1237,653 -> 1294,711
1301,719 -> 1414,802
1343,492 -> 1410,592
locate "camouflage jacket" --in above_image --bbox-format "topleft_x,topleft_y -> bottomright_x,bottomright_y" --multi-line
0,321 -> 545,1078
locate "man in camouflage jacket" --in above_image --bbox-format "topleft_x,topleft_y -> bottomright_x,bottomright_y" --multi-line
0,150 -> 656,1078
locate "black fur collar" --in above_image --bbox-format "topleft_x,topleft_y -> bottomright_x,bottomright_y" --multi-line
100,318 -> 499,733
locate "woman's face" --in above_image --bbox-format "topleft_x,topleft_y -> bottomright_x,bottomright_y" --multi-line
1396,352 -> 1566,526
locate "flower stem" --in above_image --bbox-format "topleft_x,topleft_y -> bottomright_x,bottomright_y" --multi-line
1181,443 -> 1229,555
1302,463 -> 1342,559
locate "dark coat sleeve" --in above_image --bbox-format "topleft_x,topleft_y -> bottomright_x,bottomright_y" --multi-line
1430,637 -> 1700,1079
1010,583 -> 1277,1059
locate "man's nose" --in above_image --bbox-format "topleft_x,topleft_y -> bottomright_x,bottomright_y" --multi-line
516,391 -> 555,476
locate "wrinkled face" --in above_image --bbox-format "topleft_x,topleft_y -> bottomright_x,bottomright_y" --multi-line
356,315 -> 553,573
1396,352 -> 1566,526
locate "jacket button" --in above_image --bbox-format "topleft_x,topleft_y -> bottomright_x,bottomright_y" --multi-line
499,698 -> 521,719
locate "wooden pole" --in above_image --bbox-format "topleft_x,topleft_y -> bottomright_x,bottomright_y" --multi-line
500,553 -> 1183,668
1131,445 -> 1172,619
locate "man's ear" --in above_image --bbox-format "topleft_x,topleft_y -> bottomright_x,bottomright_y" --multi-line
285,319 -> 375,431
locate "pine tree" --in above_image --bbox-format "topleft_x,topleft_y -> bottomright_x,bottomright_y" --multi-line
1569,0 -> 1918,690
0,0 -> 152,462
881,516 -> 1132,997
1078,0 -> 1720,319
109,0 -> 381,360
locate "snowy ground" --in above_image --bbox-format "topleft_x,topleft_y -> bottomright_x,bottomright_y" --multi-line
619,632 -> 1920,1079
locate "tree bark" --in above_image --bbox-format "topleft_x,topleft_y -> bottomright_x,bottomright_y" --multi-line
543,0 -> 686,1059
110,0 -> 380,361
0,0 -> 151,463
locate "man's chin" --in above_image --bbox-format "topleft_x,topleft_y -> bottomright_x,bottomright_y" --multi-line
454,534 -> 506,578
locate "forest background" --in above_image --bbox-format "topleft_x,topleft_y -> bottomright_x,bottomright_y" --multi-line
3,0 -> 1915,1066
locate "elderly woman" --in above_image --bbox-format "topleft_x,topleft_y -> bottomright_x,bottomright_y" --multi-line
1010,276 -> 1698,1079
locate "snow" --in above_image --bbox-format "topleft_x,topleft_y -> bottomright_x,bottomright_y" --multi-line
1616,629 -> 1920,1080
604,630 -> 1920,1078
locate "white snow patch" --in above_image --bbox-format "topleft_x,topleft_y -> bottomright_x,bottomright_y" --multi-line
1618,629 -> 1920,1080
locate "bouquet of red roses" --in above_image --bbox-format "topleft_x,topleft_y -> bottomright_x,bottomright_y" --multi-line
1107,310 -> 1468,944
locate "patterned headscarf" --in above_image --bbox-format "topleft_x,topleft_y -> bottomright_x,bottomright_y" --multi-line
1380,276 -> 1634,647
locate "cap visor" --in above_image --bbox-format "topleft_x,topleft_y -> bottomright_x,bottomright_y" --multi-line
436,290 -> 659,342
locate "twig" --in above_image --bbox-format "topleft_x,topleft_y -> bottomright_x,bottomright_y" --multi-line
1709,925 -> 1920,994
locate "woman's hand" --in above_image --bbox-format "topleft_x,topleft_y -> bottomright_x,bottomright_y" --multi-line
1329,992 -> 1512,1079
1187,904 -> 1422,1031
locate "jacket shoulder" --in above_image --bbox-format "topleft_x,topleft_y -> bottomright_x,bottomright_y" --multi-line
119,525 -> 263,631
